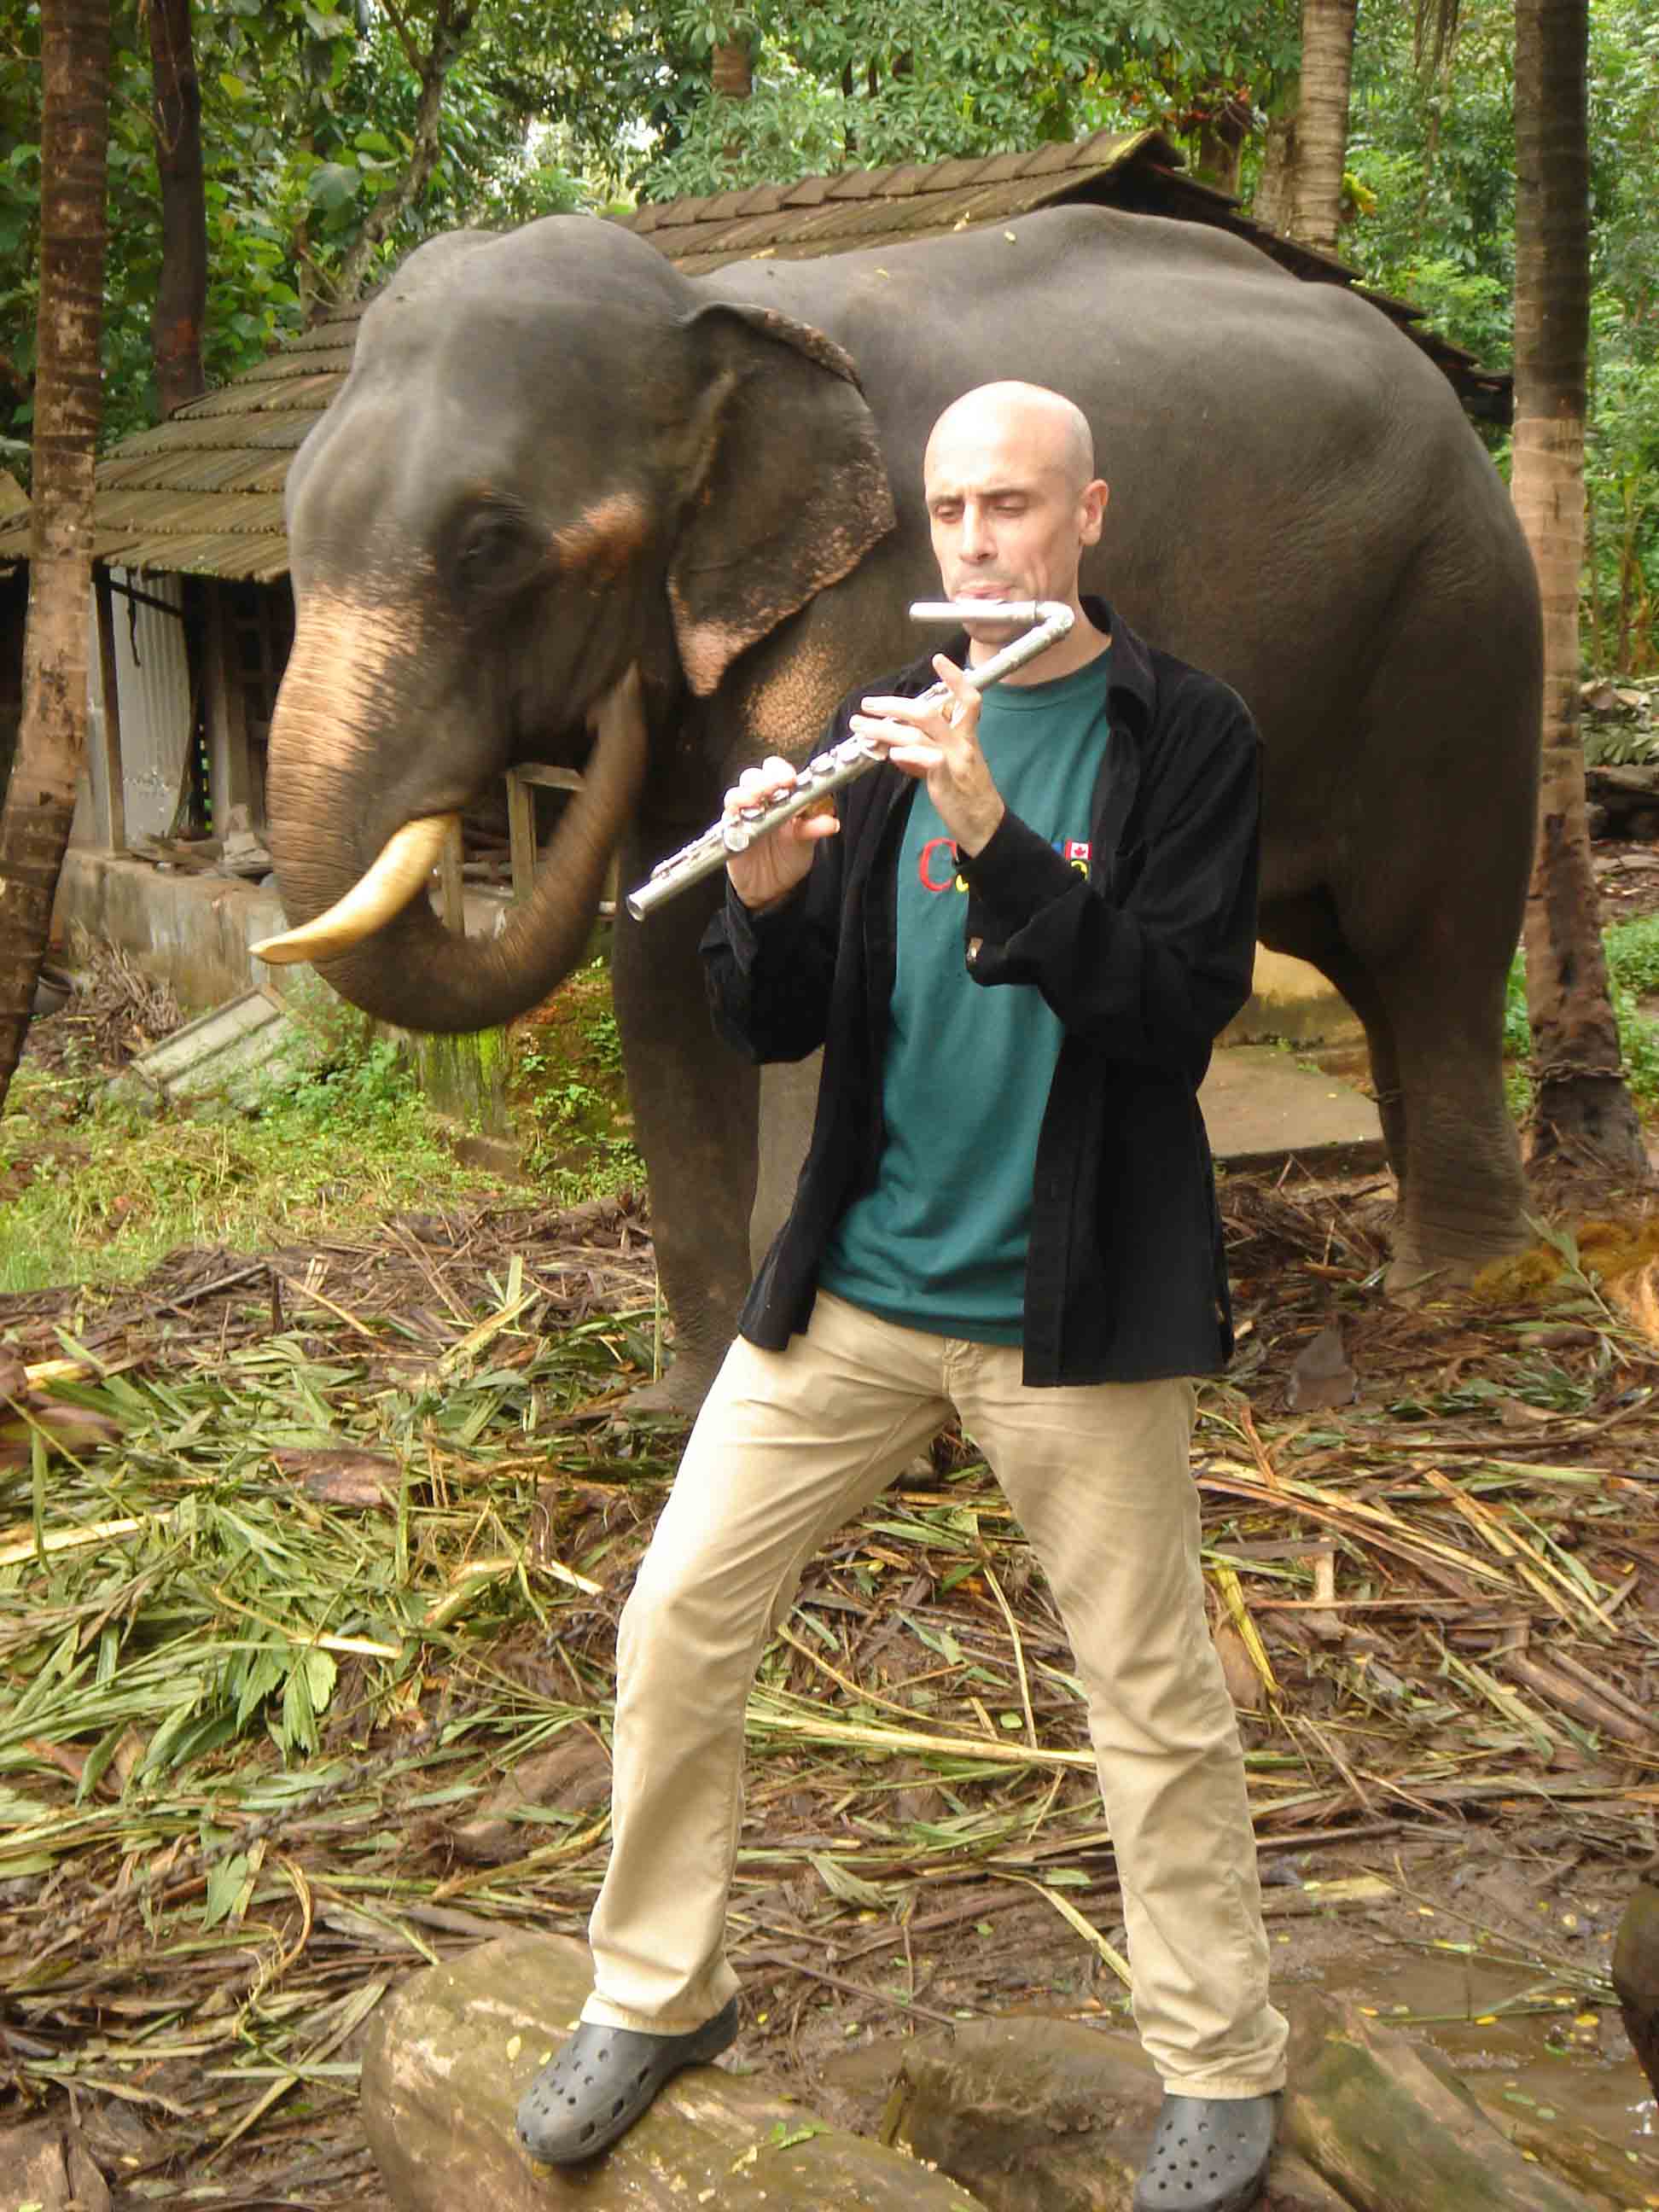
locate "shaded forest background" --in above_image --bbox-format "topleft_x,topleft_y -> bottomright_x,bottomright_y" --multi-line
1,0 -> 1655,670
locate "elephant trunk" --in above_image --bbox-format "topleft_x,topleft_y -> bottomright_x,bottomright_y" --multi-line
263,602 -> 649,1034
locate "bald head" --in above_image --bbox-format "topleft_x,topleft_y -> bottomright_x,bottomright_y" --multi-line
921,381 -> 1109,674
925,381 -> 1097,499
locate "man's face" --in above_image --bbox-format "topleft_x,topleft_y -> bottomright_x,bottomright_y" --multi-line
924,406 -> 1107,638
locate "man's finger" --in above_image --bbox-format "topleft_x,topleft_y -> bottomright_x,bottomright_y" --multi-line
931,653 -> 977,704
859,692 -> 940,723
725,758 -> 800,815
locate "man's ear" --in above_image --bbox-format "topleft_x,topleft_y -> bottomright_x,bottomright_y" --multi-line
668,302 -> 896,696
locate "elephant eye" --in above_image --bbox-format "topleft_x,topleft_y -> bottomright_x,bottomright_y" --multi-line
452,508 -> 540,597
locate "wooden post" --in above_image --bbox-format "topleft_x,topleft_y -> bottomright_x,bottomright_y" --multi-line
91,568 -> 125,853
505,764 -> 585,905
439,816 -> 465,934
505,769 -> 537,905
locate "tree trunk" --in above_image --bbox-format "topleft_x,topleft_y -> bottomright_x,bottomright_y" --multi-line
1513,0 -> 1647,1173
0,0 -> 109,1115
1289,0 -> 1359,255
332,0 -> 474,307
1188,86 -> 1250,198
146,0 -> 206,418
1252,95 -> 1299,235
711,37 -> 753,101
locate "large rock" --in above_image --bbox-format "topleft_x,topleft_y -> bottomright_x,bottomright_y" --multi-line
359,1931 -> 989,2210
363,1938 -> 1622,2212
0,2117 -> 111,2212
881,2014 -> 1347,2211
1280,1994 -> 1603,2212
880,1997 -> 1614,2212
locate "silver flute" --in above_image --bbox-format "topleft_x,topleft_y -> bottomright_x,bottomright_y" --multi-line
625,598 -> 1075,920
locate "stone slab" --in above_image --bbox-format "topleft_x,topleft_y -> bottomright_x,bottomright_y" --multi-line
360,1931 -> 991,2211
1201,1046 -> 1385,1176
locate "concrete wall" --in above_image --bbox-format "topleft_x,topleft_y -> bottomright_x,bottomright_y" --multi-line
53,850 -> 287,1013
1221,947 -> 1364,1049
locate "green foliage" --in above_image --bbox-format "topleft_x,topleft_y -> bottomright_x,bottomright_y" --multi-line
0,0 -> 619,459
1505,912 -> 1659,1117
1602,911 -> 1659,999
638,0 -> 1307,201
643,2 -> 1152,198
0,1022 -> 497,1295
1342,0 -> 1659,669
3,0 -> 1652,661
511,957 -> 641,1198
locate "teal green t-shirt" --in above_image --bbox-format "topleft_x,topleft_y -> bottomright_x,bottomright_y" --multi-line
818,650 -> 1111,1342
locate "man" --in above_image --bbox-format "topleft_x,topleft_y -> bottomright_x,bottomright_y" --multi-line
517,382 -> 1288,2212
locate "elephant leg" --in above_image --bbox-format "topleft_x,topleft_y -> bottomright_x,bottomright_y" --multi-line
1260,888 -> 1527,1285
1361,946 -> 1528,1291
609,835 -> 759,1417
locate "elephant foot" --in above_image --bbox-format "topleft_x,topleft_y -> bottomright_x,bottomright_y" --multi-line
1381,1253 -> 1443,1304
1384,1209 -> 1532,1302
617,1363 -> 712,1427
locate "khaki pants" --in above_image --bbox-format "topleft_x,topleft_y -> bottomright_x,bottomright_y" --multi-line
583,1291 -> 1288,2098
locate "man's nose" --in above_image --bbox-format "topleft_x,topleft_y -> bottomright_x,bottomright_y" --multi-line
959,503 -> 992,557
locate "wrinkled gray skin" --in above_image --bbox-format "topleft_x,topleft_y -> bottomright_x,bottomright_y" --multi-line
270,205 -> 1540,1413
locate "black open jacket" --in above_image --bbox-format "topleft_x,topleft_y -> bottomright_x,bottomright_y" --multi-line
699,598 -> 1261,1385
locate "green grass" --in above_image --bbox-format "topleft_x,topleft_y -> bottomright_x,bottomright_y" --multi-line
0,956 -> 648,1293
0,1038 -> 505,1295
1505,911 -> 1659,1115
510,955 -> 641,1193
1603,911 -> 1659,998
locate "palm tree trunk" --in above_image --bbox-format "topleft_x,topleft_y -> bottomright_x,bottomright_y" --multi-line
0,0 -> 110,1114
147,0 -> 206,417
711,37 -> 753,101
1514,0 -> 1646,1173
1289,0 -> 1358,255
1251,94 -> 1299,235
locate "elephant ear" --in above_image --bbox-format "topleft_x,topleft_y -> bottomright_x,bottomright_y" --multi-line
669,301 -> 895,697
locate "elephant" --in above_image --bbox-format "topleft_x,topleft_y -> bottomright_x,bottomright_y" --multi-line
259,202 -> 1541,1413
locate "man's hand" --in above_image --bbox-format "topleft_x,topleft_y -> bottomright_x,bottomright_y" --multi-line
850,655 -> 1004,856
723,756 -> 840,911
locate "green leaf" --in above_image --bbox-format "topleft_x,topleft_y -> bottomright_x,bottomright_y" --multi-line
305,1647 -> 338,1715
306,161 -> 361,212
202,1850 -> 250,1929
808,1851 -> 888,1910
218,72 -> 250,102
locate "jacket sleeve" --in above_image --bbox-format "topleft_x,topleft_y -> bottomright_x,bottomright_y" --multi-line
957,688 -> 1261,1069
698,811 -> 846,1064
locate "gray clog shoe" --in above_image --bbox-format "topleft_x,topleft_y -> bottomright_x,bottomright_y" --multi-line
1132,2092 -> 1279,2212
515,1999 -> 740,2165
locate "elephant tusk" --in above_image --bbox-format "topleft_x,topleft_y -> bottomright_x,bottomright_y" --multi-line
252,814 -> 459,965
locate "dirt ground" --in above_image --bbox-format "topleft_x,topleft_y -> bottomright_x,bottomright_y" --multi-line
4,909 -> 1659,2209
1,1165 -> 1656,2209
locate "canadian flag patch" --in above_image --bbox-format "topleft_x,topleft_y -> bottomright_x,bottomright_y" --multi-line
1064,840 -> 1091,863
